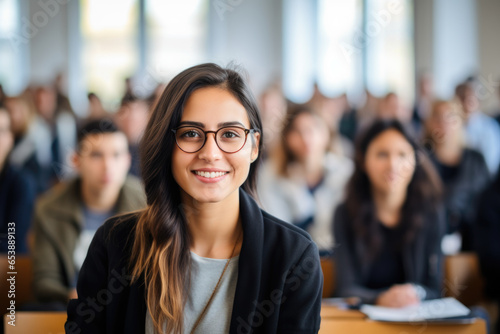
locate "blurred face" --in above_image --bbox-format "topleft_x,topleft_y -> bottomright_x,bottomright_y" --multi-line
5,99 -> 30,136
115,101 -> 150,144
426,102 -> 464,144
35,89 -> 57,120
0,110 -> 14,166
286,112 -> 330,163
457,86 -> 479,115
364,129 -> 416,195
172,87 -> 260,205
73,132 -> 131,194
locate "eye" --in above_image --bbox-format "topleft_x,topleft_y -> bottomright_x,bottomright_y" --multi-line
220,129 -> 241,139
180,129 -> 202,138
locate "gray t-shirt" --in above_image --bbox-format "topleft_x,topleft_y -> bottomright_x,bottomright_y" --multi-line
145,251 -> 239,334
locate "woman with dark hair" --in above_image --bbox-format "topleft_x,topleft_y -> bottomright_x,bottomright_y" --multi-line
259,104 -> 353,254
65,63 -> 323,334
333,119 -> 444,307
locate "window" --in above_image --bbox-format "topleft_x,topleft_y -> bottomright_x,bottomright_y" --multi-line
364,0 -> 414,102
317,0 -> 363,99
79,0 -> 208,108
146,0 -> 207,81
283,0 -> 414,105
80,0 -> 139,107
0,0 -> 27,95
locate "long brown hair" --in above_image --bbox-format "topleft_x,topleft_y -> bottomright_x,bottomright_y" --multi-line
344,120 -> 441,260
130,63 -> 263,334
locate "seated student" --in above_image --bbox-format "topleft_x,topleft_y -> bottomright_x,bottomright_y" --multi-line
476,169 -> 500,334
334,119 -> 444,307
258,105 -> 353,254
424,100 -> 490,252
32,119 -> 146,306
455,82 -> 500,176
0,105 -> 35,253
114,97 -> 151,178
66,64 -> 322,333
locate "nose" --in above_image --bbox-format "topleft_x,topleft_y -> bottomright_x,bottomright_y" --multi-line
197,132 -> 222,161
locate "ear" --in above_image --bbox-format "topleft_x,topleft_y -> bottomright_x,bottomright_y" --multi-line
250,131 -> 261,162
71,151 -> 80,173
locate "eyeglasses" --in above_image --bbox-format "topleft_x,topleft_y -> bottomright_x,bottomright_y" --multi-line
172,126 -> 258,153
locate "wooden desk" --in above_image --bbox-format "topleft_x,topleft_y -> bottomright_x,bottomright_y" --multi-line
320,304 -> 486,334
4,312 -> 66,334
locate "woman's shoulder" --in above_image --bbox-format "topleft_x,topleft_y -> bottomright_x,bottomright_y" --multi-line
96,211 -> 142,250
260,210 -> 318,252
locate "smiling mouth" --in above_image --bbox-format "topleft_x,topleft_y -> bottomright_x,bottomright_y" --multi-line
193,171 -> 229,178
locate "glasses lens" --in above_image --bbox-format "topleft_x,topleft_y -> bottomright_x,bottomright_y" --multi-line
175,127 -> 205,152
216,127 -> 247,153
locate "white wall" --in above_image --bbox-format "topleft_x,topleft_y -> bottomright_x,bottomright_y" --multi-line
477,0 -> 500,113
207,0 -> 283,96
28,0 -> 69,85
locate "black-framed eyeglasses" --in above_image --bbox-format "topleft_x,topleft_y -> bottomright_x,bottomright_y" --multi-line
171,126 -> 258,153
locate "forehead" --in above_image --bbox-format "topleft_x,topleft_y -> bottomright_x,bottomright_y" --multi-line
368,129 -> 413,151
0,110 -> 10,125
181,87 -> 250,128
79,132 -> 128,151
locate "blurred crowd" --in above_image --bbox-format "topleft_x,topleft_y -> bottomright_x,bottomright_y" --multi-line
1,70 -> 500,331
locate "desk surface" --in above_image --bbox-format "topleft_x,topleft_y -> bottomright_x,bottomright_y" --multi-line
3,308 -> 487,334
4,312 -> 66,334
320,304 -> 487,334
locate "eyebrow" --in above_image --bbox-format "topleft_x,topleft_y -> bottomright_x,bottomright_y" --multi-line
177,121 -> 246,128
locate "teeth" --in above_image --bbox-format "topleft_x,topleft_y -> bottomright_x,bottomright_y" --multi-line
195,171 -> 227,178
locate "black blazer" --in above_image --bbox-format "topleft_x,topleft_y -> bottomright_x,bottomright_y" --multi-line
333,203 -> 445,304
65,189 -> 323,333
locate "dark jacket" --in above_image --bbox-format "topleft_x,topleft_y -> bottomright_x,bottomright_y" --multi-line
475,170 -> 500,300
430,148 -> 490,250
333,203 -> 444,304
33,176 -> 146,304
0,164 -> 36,253
65,189 -> 323,334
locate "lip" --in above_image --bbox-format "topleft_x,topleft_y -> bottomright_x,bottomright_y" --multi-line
191,169 -> 230,183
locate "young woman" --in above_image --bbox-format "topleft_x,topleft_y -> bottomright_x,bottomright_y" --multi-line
65,64 -> 323,334
424,100 -> 490,252
258,105 -> 353,254
334,120 -> 444,307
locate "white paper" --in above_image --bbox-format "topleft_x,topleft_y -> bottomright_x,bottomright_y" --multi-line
360,298 -> 470,322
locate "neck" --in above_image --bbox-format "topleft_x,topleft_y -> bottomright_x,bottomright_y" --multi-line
435,140 -> 462,165
372,187 -> 406,228
81,182 -> 120,212
182,191 -> 242,259
302,155 -> 325,187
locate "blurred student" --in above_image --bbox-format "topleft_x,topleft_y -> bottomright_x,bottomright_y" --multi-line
86,92 -> 108,119
455,82 -> 500,175
8,86 -> 77,193
412,73 -> 434,128
114,97 -> 150,177
3,94 -> 36,143
424,100 -> 490,252
258,84 -> 287,158
32,119 -> 146,307
0,105 -> 35,253
476,169 -> 500,334
259,105 -> 353,254
334,120 -> 444,307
